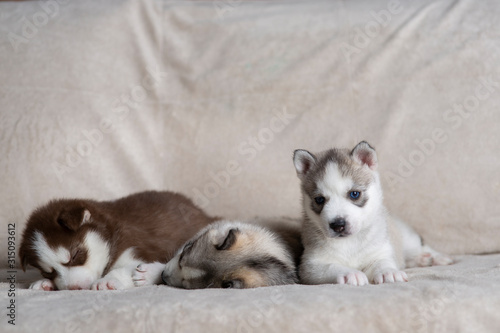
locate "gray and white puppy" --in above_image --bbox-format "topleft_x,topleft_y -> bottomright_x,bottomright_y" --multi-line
293,141 -> 453,286
132,220 -> 301,289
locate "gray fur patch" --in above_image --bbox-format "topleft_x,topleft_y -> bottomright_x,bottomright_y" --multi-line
301,148 -> 374,203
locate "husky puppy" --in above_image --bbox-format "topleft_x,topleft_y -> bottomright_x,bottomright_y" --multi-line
19,191 -> 215,291
132,220 -> 302,289
293,141 -> 453,286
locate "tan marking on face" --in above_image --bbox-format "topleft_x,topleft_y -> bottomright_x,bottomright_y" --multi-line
231,232 -> 255,251
232,267 -> 266,288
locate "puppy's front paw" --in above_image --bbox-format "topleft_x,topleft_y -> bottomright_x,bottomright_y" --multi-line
91,278 -> 123,291
373,270 -> 408,284
337,271 -> 369,286
133,263 -> 164,287
29,279 -> 55,291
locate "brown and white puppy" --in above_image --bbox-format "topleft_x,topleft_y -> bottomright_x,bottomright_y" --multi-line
132,219 -> 303,289
19,191 -> 215,291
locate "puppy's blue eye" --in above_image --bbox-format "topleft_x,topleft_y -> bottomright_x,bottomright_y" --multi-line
314,196 -> 325,205
350,191 -> 360,200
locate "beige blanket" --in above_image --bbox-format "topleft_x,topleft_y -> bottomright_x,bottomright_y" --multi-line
1,0 -> 499,260
2,254 -> 500,332
1,0 -> 500,331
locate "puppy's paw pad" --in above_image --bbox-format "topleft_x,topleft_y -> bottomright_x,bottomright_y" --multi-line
374,270 -> 408,284
29,279 -> 55,291
91,278 -> 122,291
337,271 -> 369,286
133,263 -> 163,287
432,254 -> 454,266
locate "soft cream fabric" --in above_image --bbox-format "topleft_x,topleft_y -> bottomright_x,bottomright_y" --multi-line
1,0 -> 500,260
1,1 -> 500,332
2,254 -> 500,332
1,0 -> 500,259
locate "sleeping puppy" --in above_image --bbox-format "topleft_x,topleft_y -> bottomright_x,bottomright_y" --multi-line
19,191 -> 215,291
132,219 -> 303,289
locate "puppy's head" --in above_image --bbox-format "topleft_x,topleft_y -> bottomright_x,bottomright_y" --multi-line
162,221 -> 297,289
19,200 -> 110,290
293,141 -> 383,238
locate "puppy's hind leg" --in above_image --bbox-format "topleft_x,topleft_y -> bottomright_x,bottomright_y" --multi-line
398,220 -> 453,268
419,244 -> 454,266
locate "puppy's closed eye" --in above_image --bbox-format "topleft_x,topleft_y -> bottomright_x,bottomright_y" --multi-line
41,268 -> 57,280
63,248 -> 86,267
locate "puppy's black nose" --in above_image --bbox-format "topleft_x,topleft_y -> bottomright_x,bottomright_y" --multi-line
329,218 -> 346,233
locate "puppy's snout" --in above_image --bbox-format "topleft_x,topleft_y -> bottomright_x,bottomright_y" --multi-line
329,218 -> 346,233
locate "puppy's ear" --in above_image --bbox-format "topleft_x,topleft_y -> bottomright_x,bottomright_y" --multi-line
57,208 -> 92,232
215,228 -> 239,251
293,149 -> 316,179
351,141 -> 377,170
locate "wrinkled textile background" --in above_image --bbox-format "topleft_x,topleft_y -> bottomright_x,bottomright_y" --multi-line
1,0 -> 500,259
2,255 -> 500,332
1,1 -> 500,332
